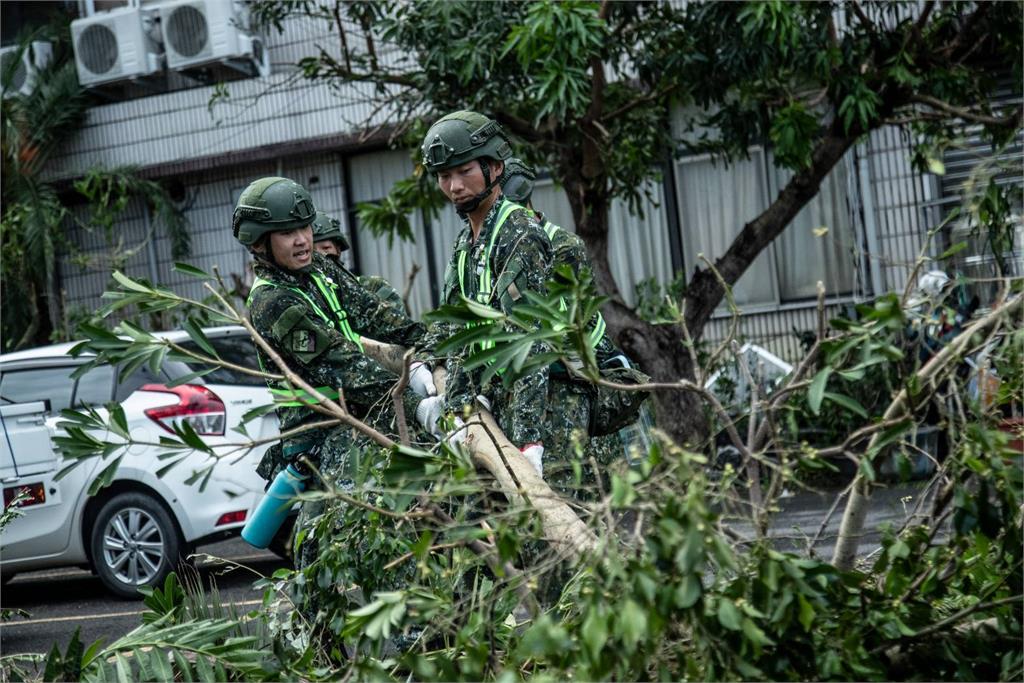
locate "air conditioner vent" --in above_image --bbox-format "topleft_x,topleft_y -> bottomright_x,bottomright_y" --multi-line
166,5 -> 209,58
1,42 -> 53,98
159,0 -> 270,78
77,23 -> 119,75
71,7 -> 163,87
1,51 -> 27,91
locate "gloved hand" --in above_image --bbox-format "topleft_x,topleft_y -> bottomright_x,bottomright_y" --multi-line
445,416 -> 467,449
409,362 -> 437,398
415,395 -> 446,439
519,442 -> 544,477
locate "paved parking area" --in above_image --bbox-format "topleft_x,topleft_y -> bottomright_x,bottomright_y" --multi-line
0,538 -> 288,657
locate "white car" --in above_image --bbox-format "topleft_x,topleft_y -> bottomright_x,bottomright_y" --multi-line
0,327 -> 281,597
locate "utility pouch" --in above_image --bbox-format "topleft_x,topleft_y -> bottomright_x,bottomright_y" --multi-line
589,363 -> 650,437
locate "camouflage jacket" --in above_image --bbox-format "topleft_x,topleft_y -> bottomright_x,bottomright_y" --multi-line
534,212 -> 617,363
421,196 -> 553,446
248,252 -> 424,454
322,254 -> 408,319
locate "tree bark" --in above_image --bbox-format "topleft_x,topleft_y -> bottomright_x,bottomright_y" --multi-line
562,164 -> 710,446
360,339 -> 598,563
464,410 -> 599,561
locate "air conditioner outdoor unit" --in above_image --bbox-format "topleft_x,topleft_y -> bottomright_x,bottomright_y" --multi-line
71,6 -> 163,87
0,41 -> 52,98
160,0 -> 270,77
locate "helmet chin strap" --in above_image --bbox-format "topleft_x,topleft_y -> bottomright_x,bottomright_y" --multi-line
455,159 -> 500,216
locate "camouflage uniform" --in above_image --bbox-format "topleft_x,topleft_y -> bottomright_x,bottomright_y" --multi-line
248,252 -> 426,570
533,212 -> 646,498
421,196 -> 554,448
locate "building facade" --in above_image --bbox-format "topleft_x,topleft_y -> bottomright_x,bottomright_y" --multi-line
32,2 -> 1023,362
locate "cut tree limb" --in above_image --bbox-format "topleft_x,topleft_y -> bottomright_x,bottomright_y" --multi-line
359,337 -> 598,562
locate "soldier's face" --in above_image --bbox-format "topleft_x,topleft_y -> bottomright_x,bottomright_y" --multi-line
267,225 -> 313,270
436,160 -> 502,205
314,240 -> 340,257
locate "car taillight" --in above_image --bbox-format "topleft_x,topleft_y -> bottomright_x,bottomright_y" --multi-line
216,510 -> 247,526
141,384 -> 227,436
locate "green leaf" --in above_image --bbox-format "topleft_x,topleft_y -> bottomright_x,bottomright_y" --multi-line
797,593 -> 815,632
182,317 -> 217,358
717,598 -> 742,631
89,454 -> 125,495
938,240 -> 968,260
807,367 -> 832,415
674,574 -> 703,609
617,599 -> 647,654
111,270 -> 152,294
173,263 -> 211,279
927,157 -> 946,176
742,617 -> 775,646
822,391 -> 868,418
581,610 -> 608,661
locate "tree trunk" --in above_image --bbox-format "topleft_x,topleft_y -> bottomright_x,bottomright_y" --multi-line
562,166 -> 709,446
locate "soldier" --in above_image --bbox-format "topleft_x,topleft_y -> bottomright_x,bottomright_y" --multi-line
418,111 -> 556,476
232,177 -> 443,580
499,159 -> 650,495
310,210 -> 407,315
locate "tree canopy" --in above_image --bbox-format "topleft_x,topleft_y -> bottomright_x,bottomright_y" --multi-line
248,0 -> 1023,446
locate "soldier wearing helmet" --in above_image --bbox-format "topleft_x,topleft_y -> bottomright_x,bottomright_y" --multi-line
418,111 -> 555,476
311,210 -> 407,315
500,159 -> 651,496
234,176 -> 439,574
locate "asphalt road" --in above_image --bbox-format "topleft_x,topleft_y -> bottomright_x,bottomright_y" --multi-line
0,537 -> 289,658
1,480 -> 933,662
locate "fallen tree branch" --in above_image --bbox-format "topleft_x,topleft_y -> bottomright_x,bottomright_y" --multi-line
832,294 -> 1022,569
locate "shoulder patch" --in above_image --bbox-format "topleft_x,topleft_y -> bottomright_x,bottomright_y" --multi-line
291,329 -> 316,354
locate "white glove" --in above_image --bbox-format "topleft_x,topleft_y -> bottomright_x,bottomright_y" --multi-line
519,443 -> 544,477
415,395 -> 446,439
445,416 -> 467,449
409,362 -> 437,398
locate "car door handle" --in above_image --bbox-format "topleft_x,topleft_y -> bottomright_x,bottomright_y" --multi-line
16,416 -> 46,425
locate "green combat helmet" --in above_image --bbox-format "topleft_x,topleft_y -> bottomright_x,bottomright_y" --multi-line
311,210 -> 351,252
233,176 -> 317,246
421,111 -> 513,214
499,158 -> 536,205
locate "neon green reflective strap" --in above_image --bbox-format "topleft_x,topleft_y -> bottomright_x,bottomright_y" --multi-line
249,276 -> 363,352
588,312 -> 607,349
458,199 -> 520,305
310,273 -> 364,351
542,219 -> 558,241
478,200 -> 519,303
270,385 -> 340,407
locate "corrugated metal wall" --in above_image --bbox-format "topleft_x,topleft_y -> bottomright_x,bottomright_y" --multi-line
44,15 -> 390,180
60,151 -> 348,319
860,125 -> 939,295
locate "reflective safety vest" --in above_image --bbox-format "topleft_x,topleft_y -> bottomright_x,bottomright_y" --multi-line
248,272 -> 363,407
457,199 -> 521,355
539,219 -> 607,351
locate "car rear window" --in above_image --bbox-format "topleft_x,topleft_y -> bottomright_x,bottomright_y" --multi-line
0,366 -> 77,412
177,336 -> 265,386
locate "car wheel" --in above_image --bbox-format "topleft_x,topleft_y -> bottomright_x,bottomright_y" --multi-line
90,492 -> 184,599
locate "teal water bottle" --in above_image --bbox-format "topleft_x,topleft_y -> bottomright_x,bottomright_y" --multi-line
242,464 -> 308,549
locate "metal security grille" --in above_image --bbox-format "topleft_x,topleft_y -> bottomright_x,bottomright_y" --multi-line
167,5 -> 209,58
77,24 -> 118,75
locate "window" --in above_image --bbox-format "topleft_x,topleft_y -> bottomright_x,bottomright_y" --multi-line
178,336 -> 265,386
0,366 -> 77,413
71,364 -> 115,407
674,149 -> 860,308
